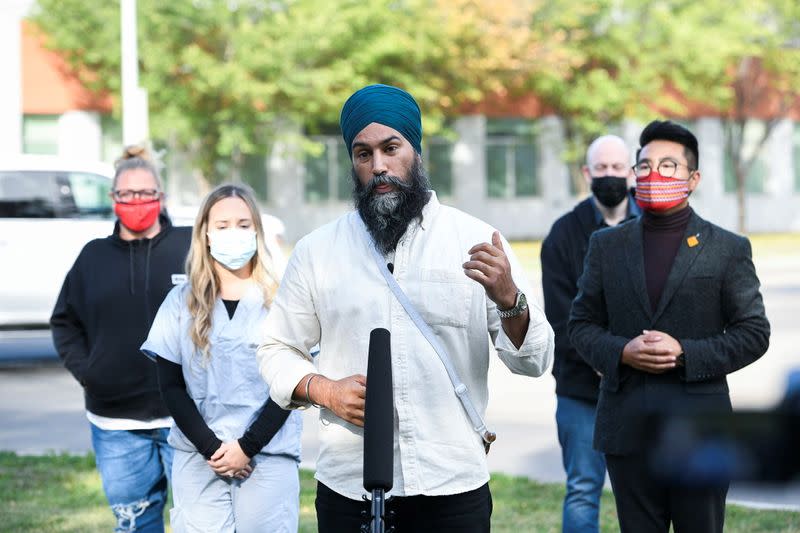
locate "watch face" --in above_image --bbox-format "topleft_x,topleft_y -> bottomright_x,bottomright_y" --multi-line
498,291 -> 527,318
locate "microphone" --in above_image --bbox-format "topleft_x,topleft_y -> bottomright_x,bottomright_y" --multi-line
363,328 -> 393,533
363,328 -> 393,492
387,262 -> 394,274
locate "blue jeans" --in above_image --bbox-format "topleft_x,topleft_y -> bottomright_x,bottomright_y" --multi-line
556,395 -> 607,533
90,423 -> 173,533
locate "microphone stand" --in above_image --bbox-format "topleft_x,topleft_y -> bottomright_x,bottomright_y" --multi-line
368,488 -> 387,533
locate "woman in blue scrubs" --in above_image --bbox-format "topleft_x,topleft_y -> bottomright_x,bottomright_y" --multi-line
142,183 -> 301,532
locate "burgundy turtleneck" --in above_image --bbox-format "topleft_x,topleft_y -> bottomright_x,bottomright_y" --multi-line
642,206 -> 692,312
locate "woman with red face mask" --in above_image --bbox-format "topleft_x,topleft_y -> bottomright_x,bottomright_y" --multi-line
51,145 -> 191,533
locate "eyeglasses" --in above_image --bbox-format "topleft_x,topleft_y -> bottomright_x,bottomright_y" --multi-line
633,160 -> 695,179
112,189 -> 161,202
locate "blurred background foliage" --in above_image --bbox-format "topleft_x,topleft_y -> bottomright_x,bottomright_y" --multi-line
31,0 -> 800,205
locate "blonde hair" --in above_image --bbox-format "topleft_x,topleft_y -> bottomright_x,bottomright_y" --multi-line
113,144 -> 163,190
185,183 -> 279,361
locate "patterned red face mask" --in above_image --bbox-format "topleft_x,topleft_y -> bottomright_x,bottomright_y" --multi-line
114,199 -> 161,232
635,171 -> 689,212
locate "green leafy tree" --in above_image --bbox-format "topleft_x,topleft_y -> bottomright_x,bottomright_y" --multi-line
722,0 -> 800,232
32,0 -> 800,220
31,0 -> 502,185
499,0 -> 798,231
501,0 -> 759,194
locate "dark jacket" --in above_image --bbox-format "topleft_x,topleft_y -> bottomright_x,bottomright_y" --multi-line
568,209 -> 770,454
50,214 -> 191,420
541,196 -> 638,402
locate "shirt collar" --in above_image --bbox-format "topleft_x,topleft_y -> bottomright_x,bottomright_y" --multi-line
219,280 -> 262,314
591,193 -> 640,228
418,190 -> 439,231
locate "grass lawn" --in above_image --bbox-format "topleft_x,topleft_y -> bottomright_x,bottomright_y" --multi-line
1,452 -> 798,532
507,232 -> 800,271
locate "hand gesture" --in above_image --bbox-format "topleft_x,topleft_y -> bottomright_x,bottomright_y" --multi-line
463,231 -> 518,309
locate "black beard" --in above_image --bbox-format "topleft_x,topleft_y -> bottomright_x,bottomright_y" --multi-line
353,159 -> 431,255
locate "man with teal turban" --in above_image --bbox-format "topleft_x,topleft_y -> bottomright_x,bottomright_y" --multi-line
340,83 -> 423,158
258,84 -> 555,533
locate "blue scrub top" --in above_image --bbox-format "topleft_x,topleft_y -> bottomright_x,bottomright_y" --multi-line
142,282 -> 302,460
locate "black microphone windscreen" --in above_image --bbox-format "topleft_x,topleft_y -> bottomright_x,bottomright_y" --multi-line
363,327 -> 394,491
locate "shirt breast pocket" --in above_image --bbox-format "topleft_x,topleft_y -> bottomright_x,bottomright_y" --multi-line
414,269 -> 474,329
678,272 -> 721,302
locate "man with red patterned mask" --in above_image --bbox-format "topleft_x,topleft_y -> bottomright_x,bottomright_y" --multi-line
569,121 -> 769,533
633,126 -> 702,214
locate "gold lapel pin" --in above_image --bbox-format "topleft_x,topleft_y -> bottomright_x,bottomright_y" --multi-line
687,234 -> 699,247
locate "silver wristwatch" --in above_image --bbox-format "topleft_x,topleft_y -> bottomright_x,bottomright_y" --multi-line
497,290 -> 528,319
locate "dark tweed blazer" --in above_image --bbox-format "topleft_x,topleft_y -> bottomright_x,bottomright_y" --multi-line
567,209 -> 770,455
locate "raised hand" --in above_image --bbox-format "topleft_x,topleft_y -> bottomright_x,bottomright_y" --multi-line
463,231 -> 518,309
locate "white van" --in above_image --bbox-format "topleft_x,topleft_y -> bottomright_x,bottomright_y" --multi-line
0,156 -> 116,360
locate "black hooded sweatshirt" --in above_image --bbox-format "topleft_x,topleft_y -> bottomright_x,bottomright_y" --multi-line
50,214 -> 191,420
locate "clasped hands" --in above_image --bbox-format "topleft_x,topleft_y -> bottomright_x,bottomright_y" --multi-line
621,330 -> 683,374
208,440 -> 253,480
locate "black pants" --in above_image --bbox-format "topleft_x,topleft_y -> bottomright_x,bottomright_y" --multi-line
315,481 -> 492,533
606,453 -> 727,533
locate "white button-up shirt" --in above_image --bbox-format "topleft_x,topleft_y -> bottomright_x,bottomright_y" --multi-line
257,193 -> 553,500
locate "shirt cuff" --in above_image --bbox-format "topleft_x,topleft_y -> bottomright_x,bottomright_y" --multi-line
260,351 -> 317,410
495,308 -> 554,376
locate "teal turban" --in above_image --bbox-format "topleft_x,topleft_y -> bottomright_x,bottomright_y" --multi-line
339,84 -> 422,157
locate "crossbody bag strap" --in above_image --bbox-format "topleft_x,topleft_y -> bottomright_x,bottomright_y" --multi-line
361,223 -> 496,451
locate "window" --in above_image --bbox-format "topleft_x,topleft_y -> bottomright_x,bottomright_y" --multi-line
210,152 -> 270,204
0,171 -> 59,217
425,139 -> 453,197
0,171 -> 110,218
486,119 -> 539,198
724,120 -> 767,194
794,122 -> 800,192
305,137 -> 351,203
304,135 -> 455,201
22,115 -> 59,155
67,172 -> 113,217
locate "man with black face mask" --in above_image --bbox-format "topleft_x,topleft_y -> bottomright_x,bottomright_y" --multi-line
258,84 -> 554,532
540,134 -> 639,533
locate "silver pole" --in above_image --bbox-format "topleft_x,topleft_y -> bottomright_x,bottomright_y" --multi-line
121,0 -> 147,145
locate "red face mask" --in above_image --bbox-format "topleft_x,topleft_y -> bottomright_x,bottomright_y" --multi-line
115,199 -> 161,233
635,171 -> 689,212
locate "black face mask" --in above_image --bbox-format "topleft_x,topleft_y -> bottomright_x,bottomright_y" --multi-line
590,176 -> 629,208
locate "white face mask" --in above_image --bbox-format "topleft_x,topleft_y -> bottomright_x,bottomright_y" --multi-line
207,228 -> 257,270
